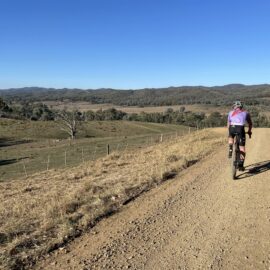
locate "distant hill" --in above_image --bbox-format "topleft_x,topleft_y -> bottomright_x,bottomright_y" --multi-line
1,84 -> 270,106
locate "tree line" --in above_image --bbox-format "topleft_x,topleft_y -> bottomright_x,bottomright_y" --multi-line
0,99 -> 54,120
1,84 -> 270,107
126,108 -> 227,128
1,98 -> 270,140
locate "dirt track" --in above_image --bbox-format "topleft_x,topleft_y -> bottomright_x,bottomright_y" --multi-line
36,128 -> 270,270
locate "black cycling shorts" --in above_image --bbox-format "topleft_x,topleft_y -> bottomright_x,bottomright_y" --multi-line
228,125 -> 246,146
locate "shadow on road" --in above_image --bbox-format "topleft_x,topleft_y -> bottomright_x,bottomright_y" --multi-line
237,160 -> 270,180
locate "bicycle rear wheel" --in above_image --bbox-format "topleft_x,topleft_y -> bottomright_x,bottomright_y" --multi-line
231,147 -> 237,180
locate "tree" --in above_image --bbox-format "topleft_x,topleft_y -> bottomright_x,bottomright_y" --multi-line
84,110 -> 95,121
204,112 -> 226,127
165,108 -> 174,114
0,98 -> 11,116
55,110 -> 81,139
179,106 -> 186,113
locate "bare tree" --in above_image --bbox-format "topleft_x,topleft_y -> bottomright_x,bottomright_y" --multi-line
55,110 -> 81,140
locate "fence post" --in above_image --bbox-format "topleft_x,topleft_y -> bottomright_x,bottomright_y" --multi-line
92,147 -> 97,160
160,134 -> 163,143
64,150 -> 67,166
22,160 -> 27,177
124,143 -> 128,152
107,144 -> 110,155
47,155 -> 50,171
82,148 -> 85,163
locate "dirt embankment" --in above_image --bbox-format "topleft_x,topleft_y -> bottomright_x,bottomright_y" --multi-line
36,129 -> 270,270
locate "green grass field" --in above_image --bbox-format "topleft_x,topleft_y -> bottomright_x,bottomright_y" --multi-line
0,119 -> 192,181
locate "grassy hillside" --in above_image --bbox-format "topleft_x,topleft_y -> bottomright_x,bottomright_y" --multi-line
0,129 -> 225,269
0,119 -> 191,181
0,118 -> 189,140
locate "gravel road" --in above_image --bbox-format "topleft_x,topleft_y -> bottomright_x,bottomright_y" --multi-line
36,128 -> 270,270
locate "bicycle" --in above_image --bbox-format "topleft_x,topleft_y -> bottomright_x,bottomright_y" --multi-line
231,131 -> 251,180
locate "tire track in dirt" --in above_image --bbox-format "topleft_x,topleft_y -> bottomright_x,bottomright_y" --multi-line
35,129 -> 270,270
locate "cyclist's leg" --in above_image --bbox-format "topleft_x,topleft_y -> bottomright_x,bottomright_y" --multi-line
238,146 -> 245,171
238,127 -> 246,169
228,126 -> 234,158
239,146 -> 246,159
228,137 -> 233,158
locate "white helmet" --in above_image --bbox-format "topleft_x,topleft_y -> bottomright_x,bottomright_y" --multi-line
233,101 -> 243,109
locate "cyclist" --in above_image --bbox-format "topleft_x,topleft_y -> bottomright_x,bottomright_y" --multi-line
227,101 -> 252,171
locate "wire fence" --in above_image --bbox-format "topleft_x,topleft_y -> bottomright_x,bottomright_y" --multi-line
0,130 -> 192,181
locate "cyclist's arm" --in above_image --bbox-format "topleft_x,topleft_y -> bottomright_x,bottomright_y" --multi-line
227,113 -> 231,128
246,113 -> 252,132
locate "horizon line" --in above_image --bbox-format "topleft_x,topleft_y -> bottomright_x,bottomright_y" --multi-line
1,82 -> 270,91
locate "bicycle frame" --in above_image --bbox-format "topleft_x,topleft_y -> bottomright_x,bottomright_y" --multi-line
231,131 -> 251,180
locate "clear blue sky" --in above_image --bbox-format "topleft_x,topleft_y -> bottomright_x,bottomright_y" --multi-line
1,0 -> 270,89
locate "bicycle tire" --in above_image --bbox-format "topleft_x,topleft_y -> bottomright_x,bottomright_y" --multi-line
231,146 -> 237,180
231,134 -> 240,180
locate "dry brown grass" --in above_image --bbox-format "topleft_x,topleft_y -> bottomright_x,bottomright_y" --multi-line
0,129 -> 226,269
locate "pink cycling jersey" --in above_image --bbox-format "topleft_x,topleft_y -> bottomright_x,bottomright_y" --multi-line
228,109 -> 249,126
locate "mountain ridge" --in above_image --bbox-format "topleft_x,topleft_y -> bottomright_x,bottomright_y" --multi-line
1,84 -> 270,106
